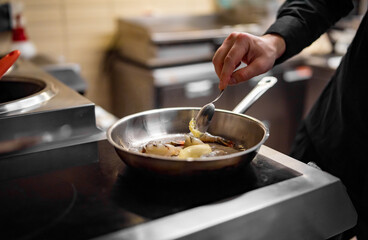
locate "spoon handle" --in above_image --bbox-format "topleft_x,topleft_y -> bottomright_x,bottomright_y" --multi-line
211,90 -> 224,104
232,76 -> 277,114
0,50 -> 20,79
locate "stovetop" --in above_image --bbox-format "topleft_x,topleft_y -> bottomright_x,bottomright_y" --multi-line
0,140 -> 302,240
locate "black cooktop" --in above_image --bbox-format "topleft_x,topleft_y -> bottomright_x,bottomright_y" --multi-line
0,140 -> 301,240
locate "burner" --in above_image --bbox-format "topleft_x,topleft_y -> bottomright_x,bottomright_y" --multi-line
111,155 -> 301,219
0,76 -> 56,114
0,177 -> 77,239
0,59 -> 105,180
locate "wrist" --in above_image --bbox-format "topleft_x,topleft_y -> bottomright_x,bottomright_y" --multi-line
262,34 -> 286,60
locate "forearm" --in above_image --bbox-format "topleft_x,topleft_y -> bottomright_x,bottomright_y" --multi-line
265,0 -> 354,64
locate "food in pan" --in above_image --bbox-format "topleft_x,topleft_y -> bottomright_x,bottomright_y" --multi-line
142,142 -> 182,157
139,118 -> 245,159
188,118 -> 202,138
177,144 -> 212,159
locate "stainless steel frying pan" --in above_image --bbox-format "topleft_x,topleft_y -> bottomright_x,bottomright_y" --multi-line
107,77 -> 277,178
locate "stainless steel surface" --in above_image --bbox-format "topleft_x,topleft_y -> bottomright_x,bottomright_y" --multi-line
107,107 -> 268,178
0,76 -> 57,114
116,14 -> 262,67
233,76 -> 277,113
41,63 -> 87,94
94,146 -> 357,240
0,59 -> 105,180
194,89 -> 223,133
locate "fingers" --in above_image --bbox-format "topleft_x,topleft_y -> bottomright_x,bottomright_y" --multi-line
219,35 -> 251,89
213,33 -> 253,90
213,33 -> 238,77
213,33 -> 242,90
213,32 -> 281,89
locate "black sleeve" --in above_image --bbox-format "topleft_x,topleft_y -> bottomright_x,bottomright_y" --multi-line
265,0 -> 354,64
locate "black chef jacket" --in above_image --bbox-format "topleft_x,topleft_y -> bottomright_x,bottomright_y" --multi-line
265,0 -> 368,239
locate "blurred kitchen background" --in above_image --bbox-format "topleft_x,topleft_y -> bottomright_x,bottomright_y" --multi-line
0,0 -> 367,154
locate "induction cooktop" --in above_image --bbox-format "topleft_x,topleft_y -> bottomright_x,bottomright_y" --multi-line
0,141 -> 356,240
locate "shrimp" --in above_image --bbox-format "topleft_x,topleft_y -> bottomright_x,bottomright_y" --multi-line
141,142 -> 182,157
183,134 -> 204,147
197,132 -> 234,148
188,118 -> 235,148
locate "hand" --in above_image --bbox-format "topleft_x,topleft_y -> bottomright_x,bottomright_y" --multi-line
212,32 -> 286,90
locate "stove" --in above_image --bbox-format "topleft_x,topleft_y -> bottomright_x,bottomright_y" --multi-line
0,141 -> 357,240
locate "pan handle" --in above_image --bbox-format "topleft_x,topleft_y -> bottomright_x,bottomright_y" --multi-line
232,76 -> 277,114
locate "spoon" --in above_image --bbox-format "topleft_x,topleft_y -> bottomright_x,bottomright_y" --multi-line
0,50 -> 21,79
194,76 -> 277,133
194,89 -> 224,133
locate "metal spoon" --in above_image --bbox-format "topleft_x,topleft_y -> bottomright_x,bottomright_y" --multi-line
195,76 -> 277,133
194,89 -> 224,133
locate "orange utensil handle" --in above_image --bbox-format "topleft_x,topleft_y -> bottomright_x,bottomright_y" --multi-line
0,50 -> 21,78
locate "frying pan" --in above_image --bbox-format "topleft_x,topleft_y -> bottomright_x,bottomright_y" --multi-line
107,76 -> 277,179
